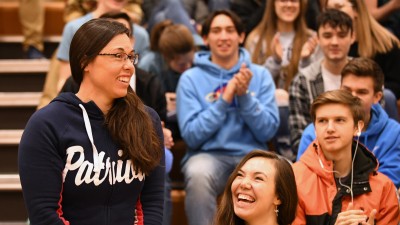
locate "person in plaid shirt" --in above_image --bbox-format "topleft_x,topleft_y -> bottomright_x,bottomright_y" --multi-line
289,9 -> 354,153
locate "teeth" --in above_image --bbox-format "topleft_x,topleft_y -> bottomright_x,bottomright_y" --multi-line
118,77 -> 129,83
238,194 -> 255,202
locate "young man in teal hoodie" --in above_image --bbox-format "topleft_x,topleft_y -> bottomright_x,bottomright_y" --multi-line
297,57 -> 400,188
176,9 -> 279,225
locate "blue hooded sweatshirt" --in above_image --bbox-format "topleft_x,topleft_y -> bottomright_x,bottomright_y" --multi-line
297,104 -> 400,188
176,48 -> 279,160
18,93 -> 165,225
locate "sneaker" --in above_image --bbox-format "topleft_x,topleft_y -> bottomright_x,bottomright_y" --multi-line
25,46 -> 46,59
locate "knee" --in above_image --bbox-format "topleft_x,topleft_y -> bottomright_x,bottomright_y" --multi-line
167,0 -> 182,6
182,155 -> 218,186
184,162 -> 212,183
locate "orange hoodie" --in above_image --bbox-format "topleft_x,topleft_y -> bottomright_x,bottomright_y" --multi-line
292,140 -> 399,225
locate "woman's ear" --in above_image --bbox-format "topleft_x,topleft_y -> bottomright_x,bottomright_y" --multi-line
274,196 -> 282,206
82,56 -> 89,72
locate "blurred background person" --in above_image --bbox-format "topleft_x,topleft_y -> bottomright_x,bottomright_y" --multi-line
177,10 -> 279,225
137,20 -> 197,141
245,0 -> 314,160
19,0 -> 45,59
365,0 -> 400,39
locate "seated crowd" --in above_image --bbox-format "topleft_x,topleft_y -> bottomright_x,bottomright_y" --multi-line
18,0 -> 400,224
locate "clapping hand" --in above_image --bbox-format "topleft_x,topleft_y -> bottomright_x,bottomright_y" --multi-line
300,34 -> 318,60
222,63 -> 253,103
234,63 -> 252,96
335,203 -> 376,225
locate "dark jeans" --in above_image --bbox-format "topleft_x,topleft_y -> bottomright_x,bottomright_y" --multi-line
273,106 -> 296,162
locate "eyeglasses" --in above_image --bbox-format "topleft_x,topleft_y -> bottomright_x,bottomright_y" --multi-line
277,0 -> 299,3
98,52 -> 139,65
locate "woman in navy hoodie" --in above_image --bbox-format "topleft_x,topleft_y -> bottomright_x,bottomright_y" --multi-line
18,18 -> 165,225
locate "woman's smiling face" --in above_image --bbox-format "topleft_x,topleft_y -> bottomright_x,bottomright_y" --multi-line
274,0 -> 301,24
84,34 -> 135,100
231,157 -> 281,223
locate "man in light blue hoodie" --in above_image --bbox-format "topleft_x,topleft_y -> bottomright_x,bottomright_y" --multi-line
176,9 -> 279,225
297,57 -> 400,188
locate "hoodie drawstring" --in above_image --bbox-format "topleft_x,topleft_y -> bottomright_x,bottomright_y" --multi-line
79,104 -> 103,173
219,71 -> 223,98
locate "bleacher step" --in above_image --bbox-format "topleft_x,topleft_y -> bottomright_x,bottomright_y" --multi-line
0,35 -> 61,44
0,92 -> 40,129
0,174 -> 20,191
0,1 -> 65,36
0,129 -> 22,173
0,93 -> 41,107
0,129 -> 23,145
0,59 -> 48,92
0,36 -> 60,59
0,59 -> 50,73
0,222 -> 27,225
0,173 -> 27,221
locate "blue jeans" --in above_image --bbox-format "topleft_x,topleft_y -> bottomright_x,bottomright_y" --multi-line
182,153 -> 243,225
208,0 -> 230,10
383,88 -> 399,121
148,0 -> 196,34
274,106 -> 296,161
163,177 -> 172,225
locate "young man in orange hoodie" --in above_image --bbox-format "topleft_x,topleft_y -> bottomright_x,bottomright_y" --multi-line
292,90 -> 399,225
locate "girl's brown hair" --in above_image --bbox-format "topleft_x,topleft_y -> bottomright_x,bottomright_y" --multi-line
70,18 -> 162,175
325,0 -> 400,58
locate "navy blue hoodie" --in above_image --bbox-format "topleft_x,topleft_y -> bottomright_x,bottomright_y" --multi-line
18,93 -> 165,225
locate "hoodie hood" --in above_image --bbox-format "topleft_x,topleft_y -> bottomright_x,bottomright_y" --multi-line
52,93 -> 104,119
52,93 -> 105,172
193,47 -> 252,79
359,104 -> 388,147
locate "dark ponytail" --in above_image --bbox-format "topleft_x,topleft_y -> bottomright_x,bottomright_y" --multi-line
106,87 -> 162,175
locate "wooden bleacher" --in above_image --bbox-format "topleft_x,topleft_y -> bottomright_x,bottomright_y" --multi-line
0,1 -> 189,224
0,59 -> 47,222
0,0 -> 64,36
0,0 -> 64,59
